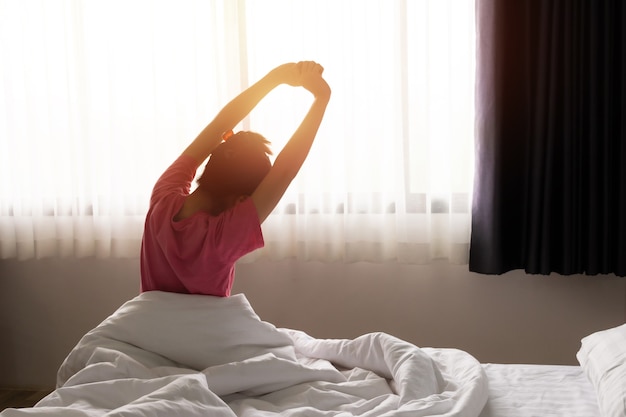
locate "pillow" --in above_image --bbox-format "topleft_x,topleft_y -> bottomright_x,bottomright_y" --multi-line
577,323 -> 626,417
58,291 -> 295,385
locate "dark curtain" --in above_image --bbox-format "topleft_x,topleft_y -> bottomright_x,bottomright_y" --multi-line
470,0 -> 626,276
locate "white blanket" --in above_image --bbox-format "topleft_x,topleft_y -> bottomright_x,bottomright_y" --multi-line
2,291 -> 488,417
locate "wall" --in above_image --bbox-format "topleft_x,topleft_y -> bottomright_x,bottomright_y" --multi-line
1,257 -> 624,389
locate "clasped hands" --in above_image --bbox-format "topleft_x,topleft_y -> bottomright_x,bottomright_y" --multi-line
272,61 -> 330,98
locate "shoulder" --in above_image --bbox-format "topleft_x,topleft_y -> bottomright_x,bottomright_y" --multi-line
158,154 -> 201,183
223,197 -> 261,225
211,198 -> 264,256
151,155 -> 201,204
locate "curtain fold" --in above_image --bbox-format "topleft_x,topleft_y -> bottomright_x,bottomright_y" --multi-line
1,0 -> 475,264
470,0 -> 626,276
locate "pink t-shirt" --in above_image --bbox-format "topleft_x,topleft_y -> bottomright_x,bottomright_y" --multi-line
140,154 -> 264,296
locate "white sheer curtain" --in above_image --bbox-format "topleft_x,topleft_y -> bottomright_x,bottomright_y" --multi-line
0,0 -> 475,263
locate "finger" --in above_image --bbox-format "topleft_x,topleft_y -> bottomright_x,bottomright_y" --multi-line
300,61 -> 317,72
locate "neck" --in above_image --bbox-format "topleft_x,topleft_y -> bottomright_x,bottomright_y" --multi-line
174,187 -> 216,221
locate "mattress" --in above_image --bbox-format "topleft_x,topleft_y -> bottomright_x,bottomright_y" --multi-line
479,363 -> 600,417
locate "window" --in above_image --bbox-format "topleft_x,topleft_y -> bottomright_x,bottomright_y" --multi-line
0,0 -> 475,263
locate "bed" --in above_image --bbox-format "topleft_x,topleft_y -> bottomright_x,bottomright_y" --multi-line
0,291 -> 622,417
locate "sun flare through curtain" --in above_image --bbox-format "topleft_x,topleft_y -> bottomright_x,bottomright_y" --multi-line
0,0 -> 476,263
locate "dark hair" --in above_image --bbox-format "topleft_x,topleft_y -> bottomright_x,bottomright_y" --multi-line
197,131 -> 272,200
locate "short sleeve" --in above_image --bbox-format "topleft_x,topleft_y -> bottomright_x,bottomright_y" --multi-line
209,197 -> 264,263
150,155 -> 199,206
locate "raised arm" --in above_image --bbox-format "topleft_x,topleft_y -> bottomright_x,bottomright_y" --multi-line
251,62 -> 331,223
181,63 -> 301,167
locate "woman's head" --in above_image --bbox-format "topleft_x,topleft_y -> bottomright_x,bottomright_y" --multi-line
197,131 -> 272,204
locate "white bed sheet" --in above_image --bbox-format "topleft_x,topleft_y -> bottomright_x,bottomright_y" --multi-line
478,363 -> 600,417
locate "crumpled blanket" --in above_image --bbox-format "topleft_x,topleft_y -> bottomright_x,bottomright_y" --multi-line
1,291 -> 488,417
